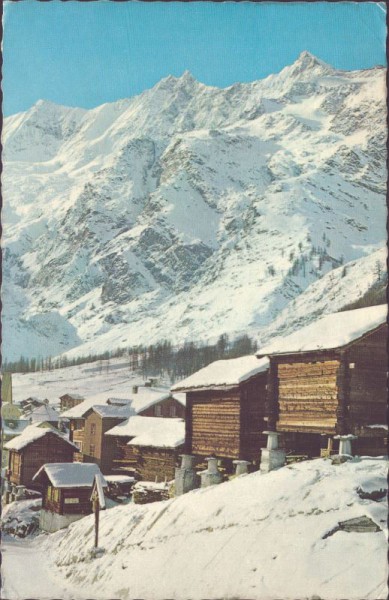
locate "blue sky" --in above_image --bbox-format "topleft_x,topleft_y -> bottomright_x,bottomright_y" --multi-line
3,1 -> 386,116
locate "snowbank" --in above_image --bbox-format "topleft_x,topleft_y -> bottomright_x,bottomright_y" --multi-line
45,456 -> 387,600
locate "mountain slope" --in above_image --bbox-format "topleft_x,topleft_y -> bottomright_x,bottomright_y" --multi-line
2,52 -> 386,360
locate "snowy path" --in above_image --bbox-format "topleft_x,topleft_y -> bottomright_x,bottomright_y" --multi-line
1,535 -> 79,600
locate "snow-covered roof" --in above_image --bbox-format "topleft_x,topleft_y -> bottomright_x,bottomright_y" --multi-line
33,462 -> 107,488
62,387 -> 180,418
128,417 -> 185,449
171,355 -> 269,392
107,398 -> 132,405
85,405 -> 134,419
257,304 -> 387,357
104,475 -> 135,484
59,393 -> 84,400
130,388 -> 172,413
172,393 -> 186,406
106,415 -> 185,448
4,424 -> 79,452
25,404 -> 60,423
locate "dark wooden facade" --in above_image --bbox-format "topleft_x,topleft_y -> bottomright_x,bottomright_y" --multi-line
185,372 -> 268,470
79,410 -> 127,474
131,445 -> 184,482
8,433 -> 76,489
60,394 -> 84,412
42,485 -> 93,516
264,324 -> 387,456
139,396 -> 186,419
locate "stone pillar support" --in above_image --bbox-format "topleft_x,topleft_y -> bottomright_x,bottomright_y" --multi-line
332,434 -> 358,464
198,457 -> 223,488
175,454 -> 200,496
260,431 -> 286,474
233,460 -> 250,476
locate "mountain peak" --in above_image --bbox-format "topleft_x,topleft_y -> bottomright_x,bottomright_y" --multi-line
293,51 -> 332,71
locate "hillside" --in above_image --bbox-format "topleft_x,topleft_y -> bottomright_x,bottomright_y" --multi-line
2,457 -> 385,600
2,51 -> 386,361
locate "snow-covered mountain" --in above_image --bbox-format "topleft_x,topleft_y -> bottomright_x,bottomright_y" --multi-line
2,52 -> 386,361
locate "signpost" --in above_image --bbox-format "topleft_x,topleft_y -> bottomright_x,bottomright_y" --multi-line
90,474 -> 106,552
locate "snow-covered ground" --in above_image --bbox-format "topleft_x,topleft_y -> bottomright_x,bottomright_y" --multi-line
2,457 -> 386,600
10,357 -> 152,406
1,535 -> 86,600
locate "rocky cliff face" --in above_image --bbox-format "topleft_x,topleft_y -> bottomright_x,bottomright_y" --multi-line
2,52 -> 386,360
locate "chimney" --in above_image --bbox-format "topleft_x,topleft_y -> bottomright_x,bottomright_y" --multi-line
132,385 -> 138,394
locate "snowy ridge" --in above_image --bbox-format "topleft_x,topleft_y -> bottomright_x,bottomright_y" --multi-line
44,457 -> 388,600
3,52 -> 386,360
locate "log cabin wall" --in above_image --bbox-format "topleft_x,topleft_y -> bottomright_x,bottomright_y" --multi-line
347,325 -> 387,455
13,434 -> 75,488
133,446 -> 183,482
187,390 -> 241,459
276,356 -> 340,435
239,374 -> 268,465
139,397 -> 185,419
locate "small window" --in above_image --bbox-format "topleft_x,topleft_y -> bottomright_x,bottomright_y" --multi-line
169,405 -> 176,417
90,423 -> 96,435
155,405 -> 162,417
90,444 -> 95,457
74,441 -> 83,452
53,489 -> 60,502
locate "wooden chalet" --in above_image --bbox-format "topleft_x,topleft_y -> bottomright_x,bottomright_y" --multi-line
257,304 -> 388,457
105,416 -> 185,481
171,355 -> 270,471
4,425 -> 79,489
32,462 -> 107,532
76,405 -> 132,474
63,389 -> 185,467
59,393 -> 85,412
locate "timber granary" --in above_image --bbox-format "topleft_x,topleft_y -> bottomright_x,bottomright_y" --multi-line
171,355 -> 269,471
257,304 -> 387,457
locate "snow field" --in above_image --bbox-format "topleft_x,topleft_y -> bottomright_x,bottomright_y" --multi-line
44,457 -> 388,600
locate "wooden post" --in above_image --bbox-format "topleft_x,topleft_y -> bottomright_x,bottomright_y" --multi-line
266,360 -> 279,432
336,351 -> 350,435
93,496 -> 99,548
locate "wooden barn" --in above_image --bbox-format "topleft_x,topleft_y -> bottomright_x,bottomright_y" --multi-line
171,355 -> 270,471
257,304 -> 388,457
105,416 -> 185,481
32,462 -> 107,532
77,405 -> 133,474
59,393 -> 85,412
4,425 -> 79,489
